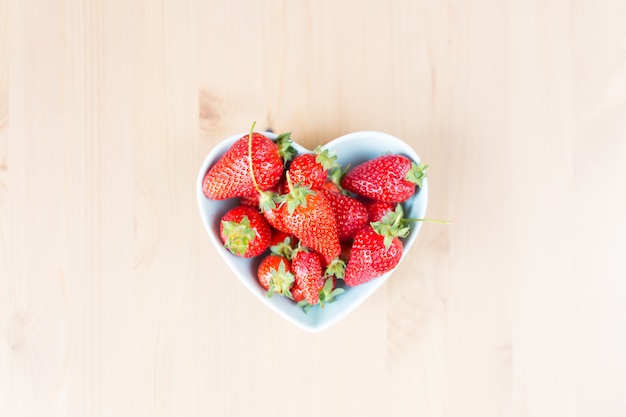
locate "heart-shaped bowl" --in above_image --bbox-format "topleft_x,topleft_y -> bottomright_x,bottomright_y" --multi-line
196,131 -> 428,332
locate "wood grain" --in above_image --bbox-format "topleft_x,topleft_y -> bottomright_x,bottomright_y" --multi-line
2,0 -> 626,416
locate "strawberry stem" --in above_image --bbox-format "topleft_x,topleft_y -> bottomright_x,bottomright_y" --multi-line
247,121 -> 279,212
247,121 -> 262,194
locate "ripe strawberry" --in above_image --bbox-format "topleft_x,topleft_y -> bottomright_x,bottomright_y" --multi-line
203,132 -> 284,200
288,146 -> 339,189
321,180 -> 342,194
263,205 -> 290,234
257,255 -> 295,298
364,200 -> 397,222
294,275 -> 344,311
291,285 -> 306,304
319,188 -> 369,241
344,226 -> 404,286
268,229 -> 297,249
341,155 -> 428,202
278,181 -> 341,261
219,205 -> 271,258
239,194 -> 260,208
291,250 -> 325,305
339,241 -> 352,263
344,206 -> 411,286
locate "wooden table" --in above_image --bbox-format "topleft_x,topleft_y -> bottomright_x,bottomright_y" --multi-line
2,1 -> 626,416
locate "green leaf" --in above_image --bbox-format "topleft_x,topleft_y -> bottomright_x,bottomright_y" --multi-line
324,258 -> 346,279
283,175 -> 316,215
406,162 -> 428,188
270,236 -> 295,260
313,146 -> 340,171
221,216 -> 256,255
258,190 -> 281,213
268,260 -> 295,298
318,277 -> 345,308
297,300 -> 313,314
275,132 -> 298,162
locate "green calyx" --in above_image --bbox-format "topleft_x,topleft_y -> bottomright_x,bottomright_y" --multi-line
313,146 -> 340,171
327,163 -> 350,194
371,205 -> 411,249
324,258 -> 346,280
270,236 -> 295,260
283,172 -> 316,215
267,260 -> 295,299
275,132 -> 298,163
372,204 -> 453,248
318,277 -> 345,308
258,190 -> 282,213
222,216 -> 257,255
406,162 -> 428,187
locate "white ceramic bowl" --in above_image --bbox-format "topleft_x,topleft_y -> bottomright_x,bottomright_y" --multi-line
196,131 -> 428,332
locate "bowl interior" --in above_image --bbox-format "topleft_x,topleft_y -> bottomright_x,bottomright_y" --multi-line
196,131 -> 428,332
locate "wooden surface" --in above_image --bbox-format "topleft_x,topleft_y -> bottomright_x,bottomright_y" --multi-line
2,0 -> 626,416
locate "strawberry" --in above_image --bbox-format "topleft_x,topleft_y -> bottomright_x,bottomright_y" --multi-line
291,249 -> 325,305
291,285 -> 306,304
288,146 -> 339,189
319,188 -> 369,241
268,229 -> 297,250
321,180 -> 342,194
339,241 -> 352,263
278,180 -> 341,261
344,205 -> 411,286
363,200 -> 397,222
263,205 -> 290,234
257,255 -> 295,298
203,132 -> 284,200
344,226 -> 404,286
239,194 -> 260,208
341,155 -> 428,202
294,275 -> 344,311
219,205 -> 271,258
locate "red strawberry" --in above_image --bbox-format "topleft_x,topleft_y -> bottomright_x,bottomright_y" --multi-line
291,250 -> 325,305
341,155 -> 428,202
344,206 -> 411,286
319,188 -> 369,241
263,205 -> 290,234
288,147 -> 339,189
344,226 -> 404,286
219,205 -> 271,258
240,194 -> 260,208
321,180 -> 342,194
339,241 -> 352,263
291,285 -> 306,304
268,229 -> 297,249
278,181 -> 341,261
203,132 -> 284,200
257,255 -> 295,298
364,200 -> 397,222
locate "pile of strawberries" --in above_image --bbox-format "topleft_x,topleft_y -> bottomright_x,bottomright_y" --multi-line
202,129 -> 428,311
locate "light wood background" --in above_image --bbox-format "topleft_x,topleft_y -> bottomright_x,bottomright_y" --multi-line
2,0 -> 626,416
